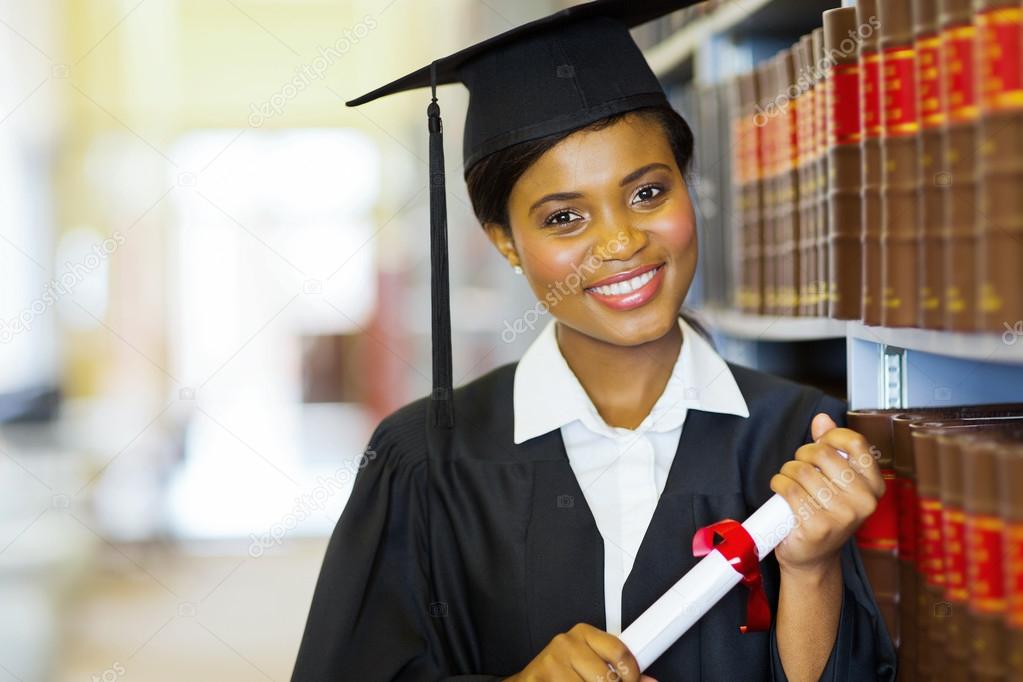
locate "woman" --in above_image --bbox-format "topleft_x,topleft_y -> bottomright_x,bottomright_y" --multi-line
292,4 -> 896,681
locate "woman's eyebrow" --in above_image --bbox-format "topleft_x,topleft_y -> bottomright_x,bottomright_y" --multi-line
528,191 -> 583,215
527,162 -> 672,215
618,162 -> 671,187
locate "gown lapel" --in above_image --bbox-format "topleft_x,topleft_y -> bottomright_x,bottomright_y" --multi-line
520,427 -> 606,653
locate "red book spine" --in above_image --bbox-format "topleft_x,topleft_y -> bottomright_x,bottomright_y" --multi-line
879,0 -> 921,328
915,0 -> 945,329
940,10 -> 980,330
976,4 -> 1023,331
824,7 -> 864,321
859,8 -> 884,325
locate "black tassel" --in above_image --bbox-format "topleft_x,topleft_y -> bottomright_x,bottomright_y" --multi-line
428,61 -> 454,429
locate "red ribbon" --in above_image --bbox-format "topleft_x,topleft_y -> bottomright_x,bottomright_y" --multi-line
692,518 -> 772,633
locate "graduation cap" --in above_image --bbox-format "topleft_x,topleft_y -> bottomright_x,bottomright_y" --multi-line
346,0 -> 702,429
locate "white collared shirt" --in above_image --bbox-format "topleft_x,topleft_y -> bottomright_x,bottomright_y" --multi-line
512,314 -> 750,635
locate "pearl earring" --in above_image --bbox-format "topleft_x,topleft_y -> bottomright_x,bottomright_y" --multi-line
513,264 -> 523,275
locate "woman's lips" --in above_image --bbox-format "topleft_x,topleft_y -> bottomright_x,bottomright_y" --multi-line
584,263 -> 666,311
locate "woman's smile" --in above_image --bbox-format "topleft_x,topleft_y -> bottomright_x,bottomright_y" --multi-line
584,262 -> 666,311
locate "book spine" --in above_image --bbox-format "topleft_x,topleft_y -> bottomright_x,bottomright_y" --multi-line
758,61 -> 778,316
940,0 -> 980,330
776,50 -> 800,317
750,71 -> 766,316
847,410 -> 901,646
812,27 -> 831,318
802,33 -> 822,317
795,36 -> 814,317
911,425 -> 947,679
825,8 -> 865,320
914,0 -> 946,329
894,413 -> 927,681
879,0 -> 922,327
731,76 -> 751,313
997,440 -> 1023,679
963,435 -> 1009,680
859,0 -> 885,325
976,2 -> 1023,332
936,433 -> 971,680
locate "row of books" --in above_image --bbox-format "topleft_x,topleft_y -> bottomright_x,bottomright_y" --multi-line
848,404 -> 1023,681
726,0 -> 1022,331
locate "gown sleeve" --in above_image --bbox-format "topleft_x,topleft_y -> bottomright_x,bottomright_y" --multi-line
767,391 -> 898,681
290,406 -> 505,682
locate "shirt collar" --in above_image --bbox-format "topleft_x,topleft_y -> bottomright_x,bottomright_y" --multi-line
512,314 -> 749,445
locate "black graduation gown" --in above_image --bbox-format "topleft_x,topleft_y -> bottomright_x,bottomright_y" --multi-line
291,360 -> 898,681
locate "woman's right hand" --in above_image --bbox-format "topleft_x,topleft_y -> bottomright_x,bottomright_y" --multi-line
502,623 -> 658,682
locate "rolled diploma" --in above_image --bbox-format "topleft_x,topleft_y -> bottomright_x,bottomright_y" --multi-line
619,493 -> 797,670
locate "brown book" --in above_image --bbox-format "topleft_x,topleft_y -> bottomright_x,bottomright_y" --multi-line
824,8 -> 865,320
911,417 -> 1023,680
975,0 -> 1023,332
847,410 -> 900,646
996,438 -> 1023,679
745,67 -> 768,317
913,0 -> 946,329
939,0 -> 980,330
909,422 -> 949,679
812,27 -> 831,318
891,406 -> 1023,680
858,0 -> 885,325
893,412 -> 928,681
879,0 -> 922,327
935,429 -> 972,681
794,35 -> 815,317
963,431 -> 1023,681
801,34 -> 822,317
775,49 -> 800,317
757,59 -> 779,316
731,73 -> 755,314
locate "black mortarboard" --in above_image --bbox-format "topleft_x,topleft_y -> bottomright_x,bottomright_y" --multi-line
346,0 -> 702,429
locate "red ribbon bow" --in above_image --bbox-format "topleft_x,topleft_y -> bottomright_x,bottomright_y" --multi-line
692,518 -> 771,633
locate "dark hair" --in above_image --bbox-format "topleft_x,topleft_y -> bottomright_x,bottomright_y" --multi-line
463,102 -> 714,344
464,103 -> 694,230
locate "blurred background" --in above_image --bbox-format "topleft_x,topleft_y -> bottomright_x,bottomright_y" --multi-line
0,1 -> 557,679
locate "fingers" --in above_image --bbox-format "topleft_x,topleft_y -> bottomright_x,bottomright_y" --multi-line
812,423 -> 886,498
810,412 -> 837,441
770,469 -> 822,520
778,458 -> 838,510
567,623 -> 642,682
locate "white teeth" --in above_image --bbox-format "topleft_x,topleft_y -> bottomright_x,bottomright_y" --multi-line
589,266 -> 660,296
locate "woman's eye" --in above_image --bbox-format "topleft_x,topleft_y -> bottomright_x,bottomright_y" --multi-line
543,210 -> 581,227
633,184 -> 664,204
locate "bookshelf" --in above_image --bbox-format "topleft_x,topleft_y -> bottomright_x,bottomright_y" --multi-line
639,0 -> 1023,413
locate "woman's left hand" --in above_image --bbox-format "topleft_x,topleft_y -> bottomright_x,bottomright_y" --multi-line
769,413 -> 886,574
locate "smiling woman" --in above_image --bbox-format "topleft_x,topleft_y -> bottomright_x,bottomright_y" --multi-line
291,1 -> 897,680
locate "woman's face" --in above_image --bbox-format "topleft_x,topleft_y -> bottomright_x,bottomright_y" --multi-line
487,112 -> 697,347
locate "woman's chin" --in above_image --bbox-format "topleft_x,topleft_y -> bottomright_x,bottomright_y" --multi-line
580,298 -> 682,347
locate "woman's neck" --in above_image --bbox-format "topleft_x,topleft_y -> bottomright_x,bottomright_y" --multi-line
554,318 -> 684,430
